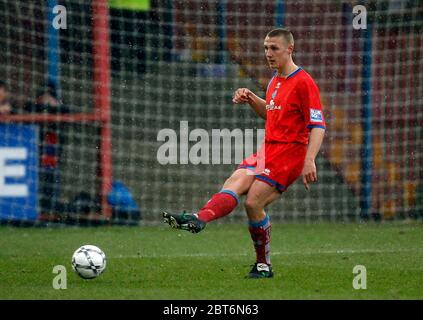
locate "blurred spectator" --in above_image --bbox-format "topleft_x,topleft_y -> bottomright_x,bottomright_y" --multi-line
24,81 -> 70,215
107,180 -> 141,222
0,80 -> 16,115
24,81 -> 70,114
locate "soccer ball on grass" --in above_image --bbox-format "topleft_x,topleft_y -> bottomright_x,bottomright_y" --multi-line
71,245 -> 106,279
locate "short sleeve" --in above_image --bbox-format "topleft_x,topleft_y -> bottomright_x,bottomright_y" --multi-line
300,79 -> 326,130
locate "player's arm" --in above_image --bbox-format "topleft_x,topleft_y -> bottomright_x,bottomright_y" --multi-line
299,78 -> 326,190
302,128 -> 325,191
232,88 -> 267,120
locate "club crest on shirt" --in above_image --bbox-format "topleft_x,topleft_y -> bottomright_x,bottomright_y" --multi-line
310,108 -> 323,122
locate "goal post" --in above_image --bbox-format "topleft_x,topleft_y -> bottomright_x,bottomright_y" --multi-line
92,0 -> 112,219
0,0 -> 113,222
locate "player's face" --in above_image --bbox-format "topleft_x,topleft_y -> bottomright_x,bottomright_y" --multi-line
264,36 -> 293,70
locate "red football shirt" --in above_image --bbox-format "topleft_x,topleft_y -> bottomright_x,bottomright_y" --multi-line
264,67 -> 326,145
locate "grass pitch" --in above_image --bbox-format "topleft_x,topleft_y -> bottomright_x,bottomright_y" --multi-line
1,222 -> 423,299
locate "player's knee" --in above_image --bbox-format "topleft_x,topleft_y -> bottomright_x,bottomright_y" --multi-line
244,197 -> 261,212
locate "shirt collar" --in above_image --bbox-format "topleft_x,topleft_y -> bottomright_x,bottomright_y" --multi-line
276,67 -> 302,79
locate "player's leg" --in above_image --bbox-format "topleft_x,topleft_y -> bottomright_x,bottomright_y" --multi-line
196,168 -> 255,222
163,168 -> 255,233
244,179 -> 281,278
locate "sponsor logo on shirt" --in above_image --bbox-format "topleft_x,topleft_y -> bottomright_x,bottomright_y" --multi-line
266,100 -> 281,111
310,108 -> 323,122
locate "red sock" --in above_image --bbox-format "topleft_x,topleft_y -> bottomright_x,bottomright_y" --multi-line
197,190 -> 239,223
248,215 -> 271,265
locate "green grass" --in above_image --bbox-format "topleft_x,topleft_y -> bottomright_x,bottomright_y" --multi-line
1,222 -> 423,299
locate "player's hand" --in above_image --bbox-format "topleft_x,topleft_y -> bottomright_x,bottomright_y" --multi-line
302,158 -> 317,191
232,88 -> 252,104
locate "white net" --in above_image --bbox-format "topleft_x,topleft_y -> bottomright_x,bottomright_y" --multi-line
0,0 -> 421,224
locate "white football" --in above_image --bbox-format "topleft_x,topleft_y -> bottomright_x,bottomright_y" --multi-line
71,245 -> 106,279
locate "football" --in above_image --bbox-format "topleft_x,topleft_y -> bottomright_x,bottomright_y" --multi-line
71,245 -> 107,279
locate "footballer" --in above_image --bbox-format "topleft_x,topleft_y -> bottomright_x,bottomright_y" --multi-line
163,28 -> 326,278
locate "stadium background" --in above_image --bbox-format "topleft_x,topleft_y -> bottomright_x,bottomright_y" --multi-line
0,0 -> 421,224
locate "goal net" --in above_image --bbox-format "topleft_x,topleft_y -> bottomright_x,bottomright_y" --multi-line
0,0 -> 421,224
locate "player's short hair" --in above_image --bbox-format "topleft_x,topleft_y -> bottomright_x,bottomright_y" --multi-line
266,28 -> 294,45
